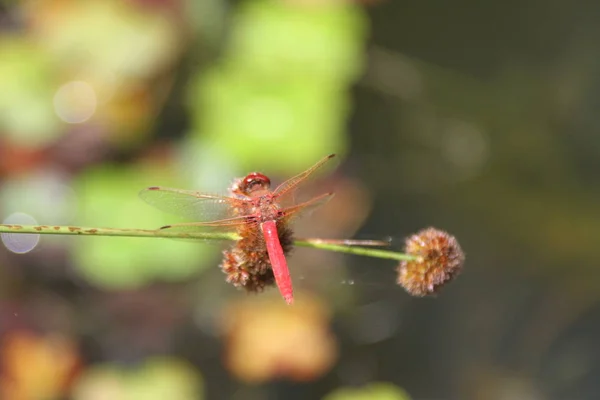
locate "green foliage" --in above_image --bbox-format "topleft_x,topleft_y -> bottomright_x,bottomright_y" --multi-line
323,382 -> 412,400
186,0 -> 368,173
42,0 -> 180,83
71,164 -> 217,289
190,66 -> 349,171
0,38 -> 61,145
228,0 -> 368,82
72,357 -> 204,400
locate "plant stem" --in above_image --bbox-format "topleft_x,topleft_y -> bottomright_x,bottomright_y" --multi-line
294,239 -> 415,261
0,224 -> 239,241
0,224 -> 416,262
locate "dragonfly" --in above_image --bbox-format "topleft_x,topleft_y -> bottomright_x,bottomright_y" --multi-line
140,154 -> 343,305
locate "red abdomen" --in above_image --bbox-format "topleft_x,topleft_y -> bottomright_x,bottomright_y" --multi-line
261,220 -> 293,304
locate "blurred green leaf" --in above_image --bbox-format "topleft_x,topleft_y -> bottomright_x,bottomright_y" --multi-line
0,38 -> 62,146
189,66 -> 348,172
72,357 -> 204,400
229,0 -> 368,83
130,357 -> 204,400
71,164 -> 217,289
39,0 -> 180,85
185,0 -> 369,172
323,382 -> 412,400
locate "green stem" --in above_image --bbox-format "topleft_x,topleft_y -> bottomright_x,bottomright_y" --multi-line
0,224 -> 416,262
294,239 -> 415,261
0,224 -> 239,241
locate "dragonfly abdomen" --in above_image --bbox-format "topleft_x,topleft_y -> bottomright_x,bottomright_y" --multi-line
219,220 -> 294,296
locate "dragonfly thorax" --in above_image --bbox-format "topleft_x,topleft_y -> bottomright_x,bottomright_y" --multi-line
253,195 -> 282,222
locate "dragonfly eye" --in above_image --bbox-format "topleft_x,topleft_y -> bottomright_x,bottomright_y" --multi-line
239,172 -> 271,194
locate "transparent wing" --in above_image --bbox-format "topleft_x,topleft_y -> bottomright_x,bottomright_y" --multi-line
139,186 -> 248,222
159,216 -> 253,230
280,192 -> 335,221
272,154 -> 336,201
157,218 -> 257,242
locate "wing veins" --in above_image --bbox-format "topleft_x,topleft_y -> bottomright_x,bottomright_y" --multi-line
160,216 -> 253,230
139,186 -> 250,221
280,192 -> 334,220
272,154 -> 335,198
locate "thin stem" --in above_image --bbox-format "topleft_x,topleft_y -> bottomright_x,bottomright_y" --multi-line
296,238 -> 391,247
0,224 -> 416,262
294,239 -> 416,261
0,224 -> 239,241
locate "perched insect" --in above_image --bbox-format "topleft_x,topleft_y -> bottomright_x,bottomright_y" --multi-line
140,154 -> 337,304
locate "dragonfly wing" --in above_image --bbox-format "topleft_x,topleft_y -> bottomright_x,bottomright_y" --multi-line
272,154 -> 336,199
280,192 -> 334,221
139,186 -> 247,221
143,217 -> 252,245
159,216 -> 254,230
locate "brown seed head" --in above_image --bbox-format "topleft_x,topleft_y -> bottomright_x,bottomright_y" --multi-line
396,227 -> 465,296
219,222 -> 294,294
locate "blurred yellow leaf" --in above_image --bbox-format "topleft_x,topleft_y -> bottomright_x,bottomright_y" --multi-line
0,330 -> 80,400
221,293 -> 337,383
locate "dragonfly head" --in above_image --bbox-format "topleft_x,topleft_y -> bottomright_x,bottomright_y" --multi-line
235,172 -> 271,196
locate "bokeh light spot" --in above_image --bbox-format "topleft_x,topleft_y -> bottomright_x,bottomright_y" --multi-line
53,81 -> 97,124
1,212 -> 40,254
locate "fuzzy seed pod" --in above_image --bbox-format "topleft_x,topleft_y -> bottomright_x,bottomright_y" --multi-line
397,227 -> 465,296
219,222 -> 293,294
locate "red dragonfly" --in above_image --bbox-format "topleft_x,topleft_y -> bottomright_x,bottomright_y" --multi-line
139,154 -> 338,305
